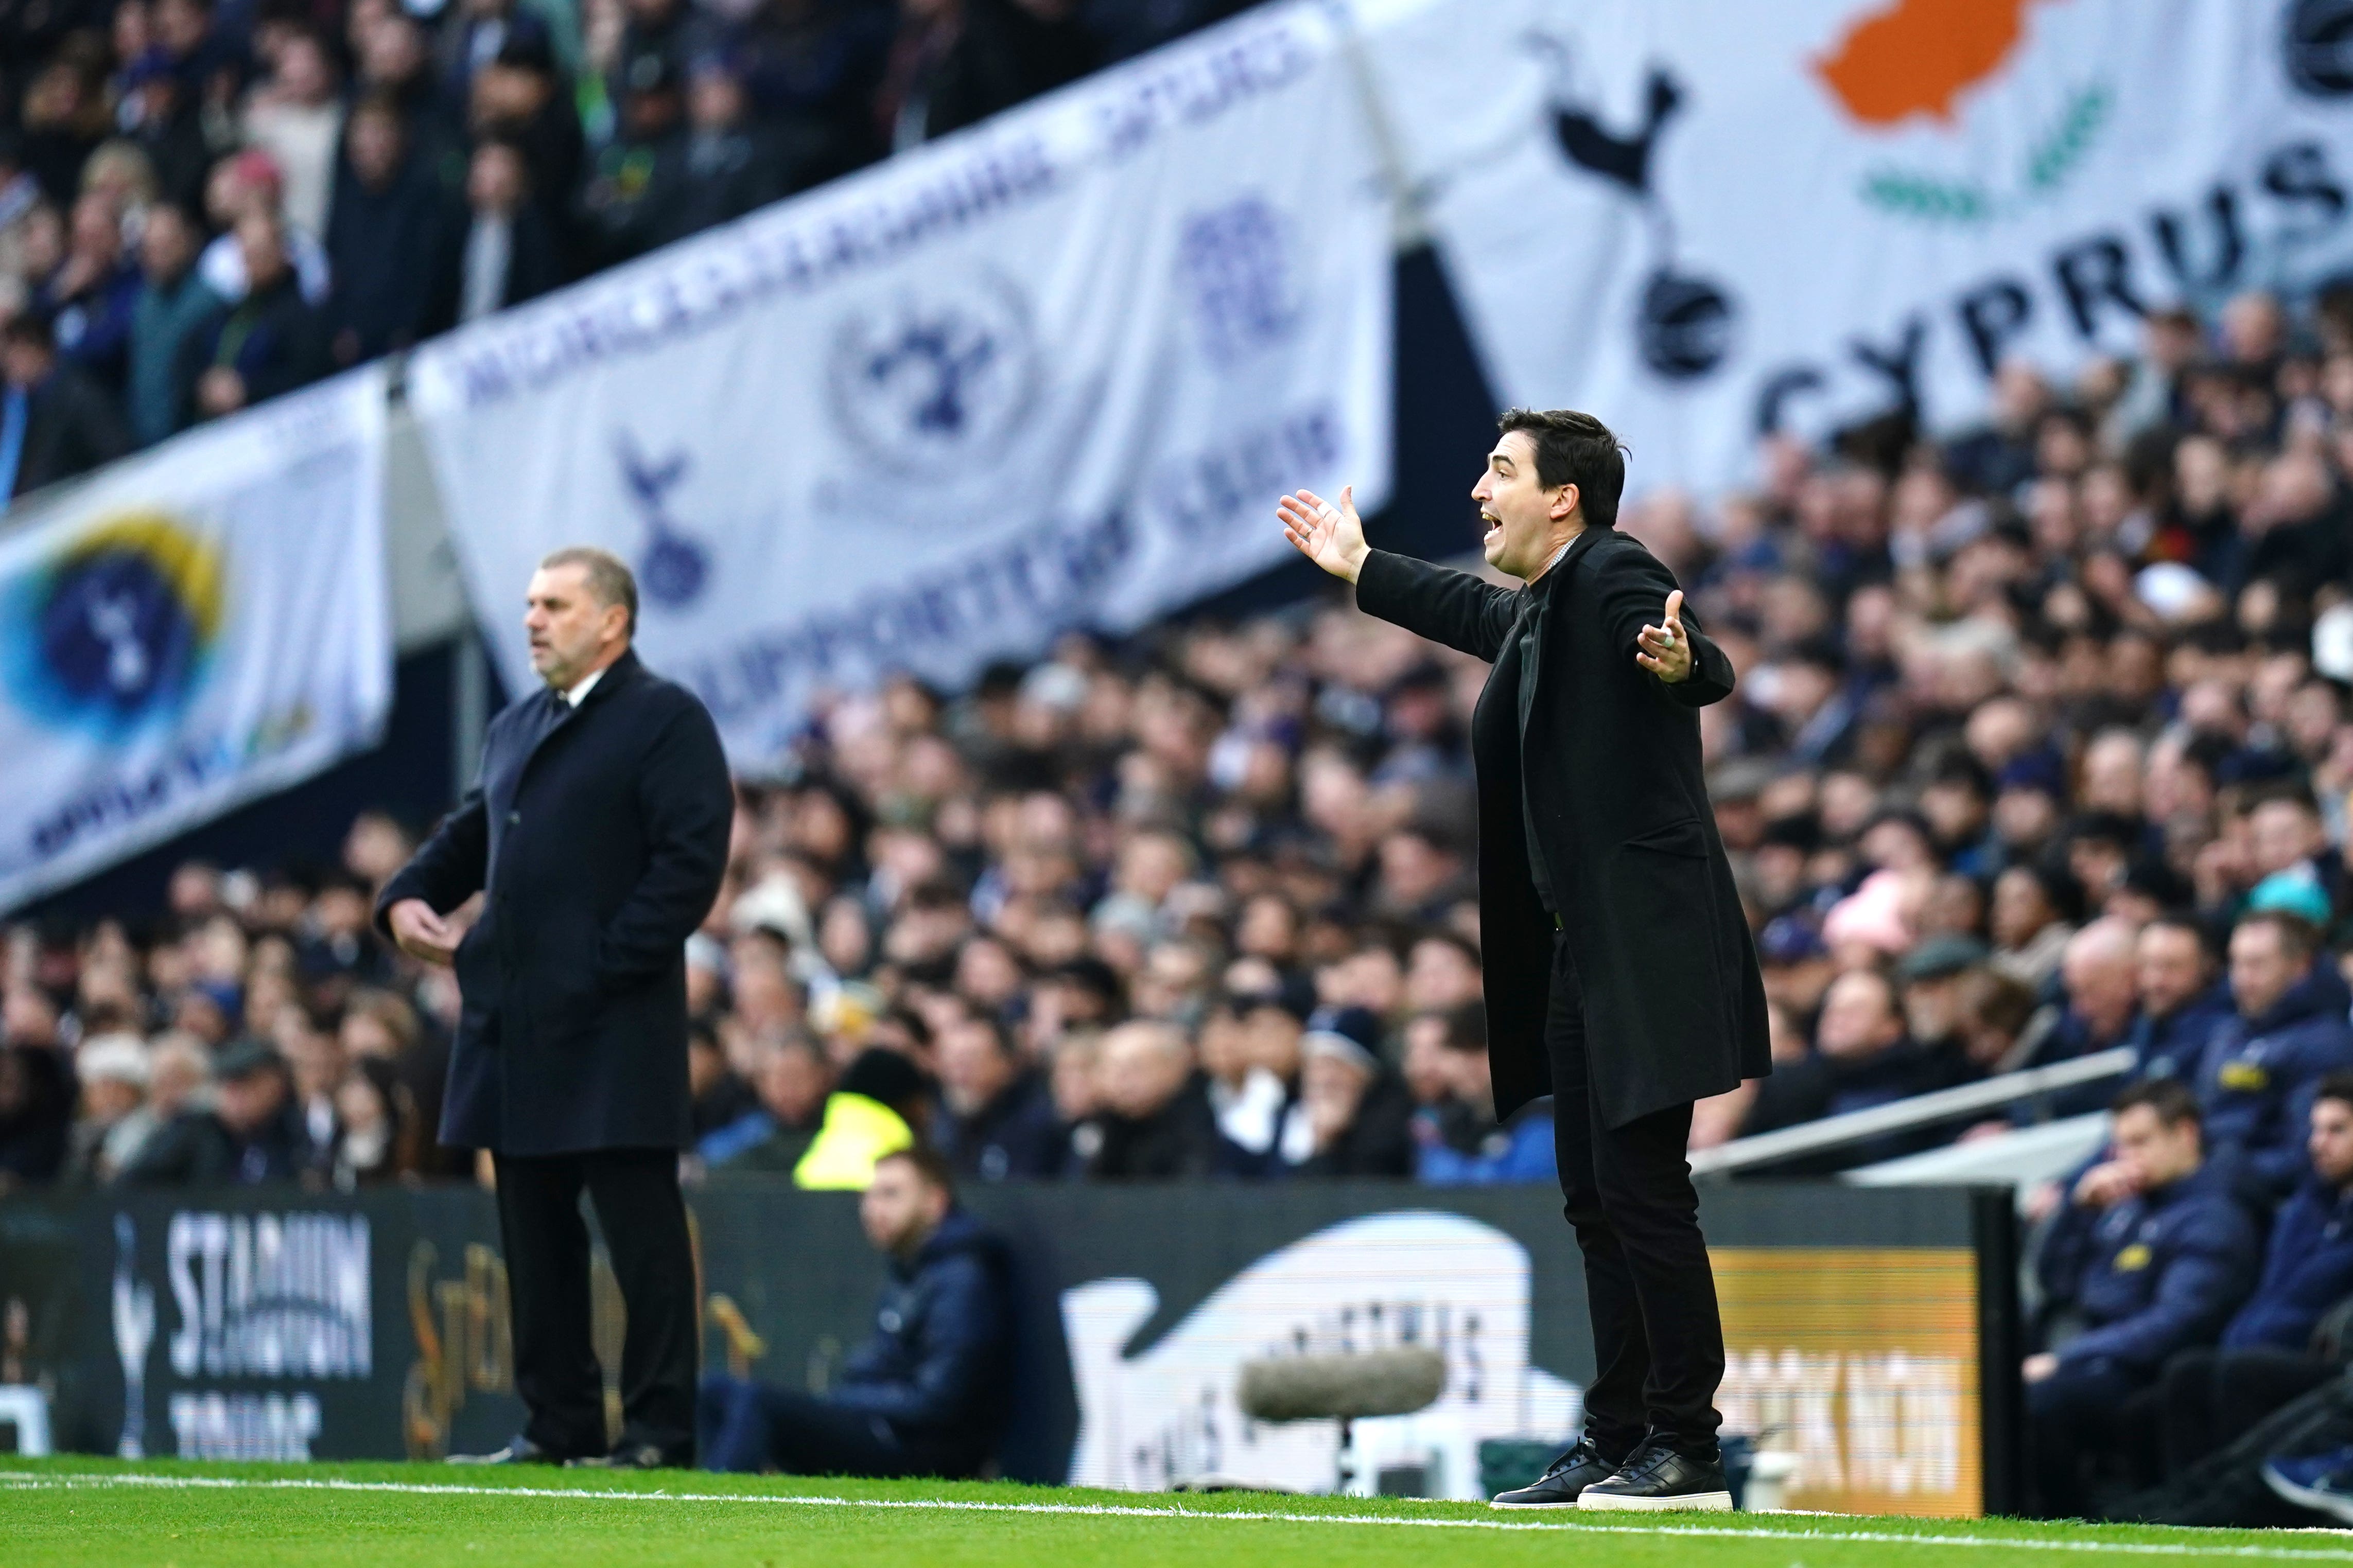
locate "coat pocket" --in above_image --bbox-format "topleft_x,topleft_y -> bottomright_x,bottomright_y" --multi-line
1623,816 -> 1709,859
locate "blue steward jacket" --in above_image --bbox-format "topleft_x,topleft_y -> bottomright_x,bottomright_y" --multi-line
2042,1161 -> 2258,1377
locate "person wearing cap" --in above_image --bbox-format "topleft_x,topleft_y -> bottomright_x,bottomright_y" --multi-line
1288,1006 -> 1414,1178
1280,411 -> 1765,1510
62,1032 -> 155,1184
120,1038 -> 321,1186
377,545 -> 731,1470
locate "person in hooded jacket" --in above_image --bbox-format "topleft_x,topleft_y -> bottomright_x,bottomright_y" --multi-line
2198,911 -> 2353,1201
700,1145 -> 1012,1477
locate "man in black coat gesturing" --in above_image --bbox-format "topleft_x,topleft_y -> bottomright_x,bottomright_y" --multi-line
377,546 -> 732,1468
1278,409 -> 1767,1511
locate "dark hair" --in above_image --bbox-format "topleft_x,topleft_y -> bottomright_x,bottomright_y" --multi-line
2237,908 -> 2322,965
875,1142 -> 956,1196
1440,1000 -> 1487,1053
2113,1077 -> 2201,1128
1495,408 -> 1628,529
2315,1071 -> 2353,1116
2143,913 -> 2214,962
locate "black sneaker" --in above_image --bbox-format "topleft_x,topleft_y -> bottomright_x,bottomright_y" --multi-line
447,1435 -> 572,1466
1578,1436 -> 1733,1511
1489,1439 -> 1624,1508
568,1443 -> 689,1471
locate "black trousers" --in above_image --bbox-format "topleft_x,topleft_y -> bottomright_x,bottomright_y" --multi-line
494,1146 -> 699,1461
698,1377 -> 978,1478
2025,1359 -> 2147,1519
1546,931 -> 1726,1457
2160,1346 -> 2341,1479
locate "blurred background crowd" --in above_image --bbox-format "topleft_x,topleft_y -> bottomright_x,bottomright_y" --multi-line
9,278 -> 2353,1212
0,0 -> 1255,493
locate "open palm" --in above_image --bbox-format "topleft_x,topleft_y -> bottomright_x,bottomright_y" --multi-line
1276,485 -> 1369,584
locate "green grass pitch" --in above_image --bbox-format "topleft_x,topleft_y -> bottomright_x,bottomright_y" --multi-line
6,1456 -> 2353,1566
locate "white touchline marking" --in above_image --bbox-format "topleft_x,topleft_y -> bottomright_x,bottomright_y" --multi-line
0,1470 -> 2348,1561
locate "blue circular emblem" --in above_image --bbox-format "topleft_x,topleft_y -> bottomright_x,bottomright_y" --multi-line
826,273 -> 1040,479
2,514 -> 221,735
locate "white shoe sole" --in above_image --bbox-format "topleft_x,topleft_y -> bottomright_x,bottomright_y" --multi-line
2264,1466 -> 2353,1525
1578,1489 -> 1734,1512
1488,1497 -> 1584,1509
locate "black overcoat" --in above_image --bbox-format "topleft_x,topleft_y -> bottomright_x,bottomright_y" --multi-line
1355,532 -> 1769,1128
374,649 -> 733,1156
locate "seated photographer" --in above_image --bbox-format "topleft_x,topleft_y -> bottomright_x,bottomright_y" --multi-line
2026,1079 -> 2259,1518
699,1146 -> 1012,1477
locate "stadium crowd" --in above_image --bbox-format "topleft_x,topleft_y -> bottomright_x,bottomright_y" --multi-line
0,0 -> 1252,494
11,264 -> 2353,1510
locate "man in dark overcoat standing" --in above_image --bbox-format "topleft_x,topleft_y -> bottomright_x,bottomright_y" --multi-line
1279,409 -> 1768,1510
376,545 -> 733,1469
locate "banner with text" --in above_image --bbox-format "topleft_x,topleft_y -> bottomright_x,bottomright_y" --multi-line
408,2 -> 1392,761
0,368 -> 391,911
1353,0 -> 2353,488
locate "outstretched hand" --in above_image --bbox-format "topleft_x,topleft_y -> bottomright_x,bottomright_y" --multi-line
1277,486 -> 1369,585
1635,590 -> 1693,683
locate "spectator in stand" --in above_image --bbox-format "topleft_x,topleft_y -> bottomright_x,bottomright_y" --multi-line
704,1031 -> 833,1172
700,1146 -> 1012,1476
2128,917 -> 2233,1084
932,1010 -> 1060,1181
668,54 -> 783,243
2155,1074 -> 2353,1485
240,25 -> 345,243
116,50 -> 209,213
439,0 -> 555,116
1291,1008 -> 1415,1178
2027,1079 -> 2259,1518
1737,968 -> 1972,1170
424,137 -> 565,333
45,189 -> 141,391
121,1038 -> 324,1186
873,0 -> 1095,153
581,52 -> 688,269
182,209 -> 328,422
324,93 -> 450,366
1415,1001 -> 1554,1184
197,151 -> 332,307
126,199 -> 218,444
0,307 -> 130,498
2200,912 -> 2353,1201
467,39 -> 584,272
1084,1018 -> 1235,1179
2014,919 -> 2146,1119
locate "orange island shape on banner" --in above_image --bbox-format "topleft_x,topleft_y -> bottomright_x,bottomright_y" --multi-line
1814,0 -> 2055,126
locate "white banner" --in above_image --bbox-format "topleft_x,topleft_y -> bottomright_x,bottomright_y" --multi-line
1354,0 -> 2353,488
0,367 -> 390,911
409,1 -> 1394,761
